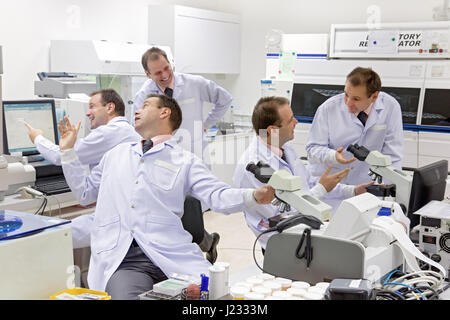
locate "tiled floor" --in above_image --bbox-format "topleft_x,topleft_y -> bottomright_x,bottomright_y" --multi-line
203,210 -> 263,282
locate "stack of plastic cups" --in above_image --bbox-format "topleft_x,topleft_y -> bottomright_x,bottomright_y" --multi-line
214,262 -> 230,294
208,265 -> 226,300
257,273 -> 275,282
291,281 -> 310,290
232,281 -> 253,291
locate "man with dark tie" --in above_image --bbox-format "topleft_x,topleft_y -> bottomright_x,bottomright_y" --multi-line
233,96 -> 372,252
306,67 -> 404,191
132,47 -> 232,162
59,94 -> 275,299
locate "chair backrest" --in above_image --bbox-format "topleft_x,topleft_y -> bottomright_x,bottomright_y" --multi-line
181,195 -> 205,245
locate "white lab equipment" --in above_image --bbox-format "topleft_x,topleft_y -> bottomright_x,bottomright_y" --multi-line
0,210 -> 74,299
0,155 -> 36,201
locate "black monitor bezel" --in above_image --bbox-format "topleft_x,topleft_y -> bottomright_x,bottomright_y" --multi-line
408,159 -> 448,228
2,99 -> 59,156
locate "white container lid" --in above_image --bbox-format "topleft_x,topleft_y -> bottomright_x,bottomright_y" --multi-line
246,276 -> 264,286
257,273 -> 275,281
315,282 -> 330,289
263,281 -> 282,292
291,281 -> 311,289
214,261 -> 230,269
308,286 -> 327,295
251,285 -> 272,296
230,286 -> 250,298
233,281 -> 253,289
287,287 -> 307,297
303,292 -> 323,300
272,290 -> 293,299
244,292 -> 265,300
208,265 -> 225,273
275,277 -> 292,288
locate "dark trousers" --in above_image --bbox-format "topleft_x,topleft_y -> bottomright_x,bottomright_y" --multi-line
105,242 -> 168,300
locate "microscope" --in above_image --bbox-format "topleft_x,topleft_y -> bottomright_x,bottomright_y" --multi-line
346,144 -> 413,213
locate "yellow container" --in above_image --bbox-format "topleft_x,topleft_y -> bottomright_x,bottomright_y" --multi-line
49,287 -> 111,300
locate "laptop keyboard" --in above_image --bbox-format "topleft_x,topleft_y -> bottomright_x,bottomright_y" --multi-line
34,179 -> 71,195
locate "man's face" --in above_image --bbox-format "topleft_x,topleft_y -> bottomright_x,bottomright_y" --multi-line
146,56 -> 174,89
134,97 -> 163,134
86,94 -> 110,129
272,103 -> 298,146
344,81 -> 378,114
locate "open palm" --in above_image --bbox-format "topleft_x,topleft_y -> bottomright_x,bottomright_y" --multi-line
58,116 -> 81,150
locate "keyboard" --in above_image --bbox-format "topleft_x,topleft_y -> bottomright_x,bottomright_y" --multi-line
34,178 -> 71,195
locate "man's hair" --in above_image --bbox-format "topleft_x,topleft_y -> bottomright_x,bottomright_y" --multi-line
252,96 -> 289,135
146,94 -> 182,131
141,47 -> 169,73
346,67 -> 382,97
90,89 -> 125,116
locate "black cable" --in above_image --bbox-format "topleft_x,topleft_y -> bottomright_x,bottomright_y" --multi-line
40,198 -> 48,215
374,289 -> 406,300
34,197 -> 46,215
252,229 -> 274,273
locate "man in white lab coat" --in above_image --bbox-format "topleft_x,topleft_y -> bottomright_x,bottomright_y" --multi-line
306,67 -> 404,188
25,89 -> 141,168
133,46 -> 231,259
233,96 -> 372,251
59,94 -> 275,299
132,47 -> 232,162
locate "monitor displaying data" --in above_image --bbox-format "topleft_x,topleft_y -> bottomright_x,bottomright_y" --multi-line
2,100 -> 58,155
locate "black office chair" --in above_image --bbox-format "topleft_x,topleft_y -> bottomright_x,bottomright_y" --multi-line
182,195 -> 220,263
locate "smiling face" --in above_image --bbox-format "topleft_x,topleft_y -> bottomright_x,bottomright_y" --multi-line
86,93 -> 110,129
344,81 -> 379,114
145,56 -> 173,90
276,103 -> 298,146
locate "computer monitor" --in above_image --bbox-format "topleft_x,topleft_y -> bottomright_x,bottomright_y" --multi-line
408,160 -> 448,228
2,99 -> 58,156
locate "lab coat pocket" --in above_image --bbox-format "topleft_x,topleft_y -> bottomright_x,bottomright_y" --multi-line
146,214 -> 189,246
366,126 -> 387,150
92,215 -> 121,254
148,160 -> 181,191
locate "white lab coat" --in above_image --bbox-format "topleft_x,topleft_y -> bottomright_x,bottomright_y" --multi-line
306,92 -> 404,186
132,73 -> 232,161
233,135 -> 355,249
62,138 -> 256,292
35,116 -> 141,168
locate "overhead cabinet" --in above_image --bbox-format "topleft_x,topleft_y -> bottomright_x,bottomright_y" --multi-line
148,5 -> 241,74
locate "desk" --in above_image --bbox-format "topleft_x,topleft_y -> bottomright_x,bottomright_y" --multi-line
0,191 -> 95,219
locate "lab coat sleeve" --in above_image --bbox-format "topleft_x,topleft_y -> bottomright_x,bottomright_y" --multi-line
306,167 -> 355,200
34,135 -> 62,165
61,148 -> 103,206
74,125 -> 122,166
380,100 -> 404,170
70,213 -> 94,249
187,156 -> 252,214
198,77 -> 233,129
305,103 -> 336,165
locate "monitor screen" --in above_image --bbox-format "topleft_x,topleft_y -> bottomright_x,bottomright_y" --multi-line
2,100 -> 58,155
408,160 -> 448,228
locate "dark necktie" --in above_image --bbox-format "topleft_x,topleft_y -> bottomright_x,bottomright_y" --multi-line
281,150 -> 287,163
357,111 -> 368,126
164,87 -> 173,98
142,139 -> 153,154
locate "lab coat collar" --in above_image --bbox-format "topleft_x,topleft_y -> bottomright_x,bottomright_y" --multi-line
147,73 -> 185,98
131,135 -> 177,156
107,116 -> 129,125
253,135 -> 289,166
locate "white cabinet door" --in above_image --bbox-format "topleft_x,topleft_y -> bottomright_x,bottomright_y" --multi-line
418,131 -> 450,167
209,133 -> 253,185
148,5 -> 240,74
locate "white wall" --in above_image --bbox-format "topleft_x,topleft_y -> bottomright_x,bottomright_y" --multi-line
0,0 -> 444,113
